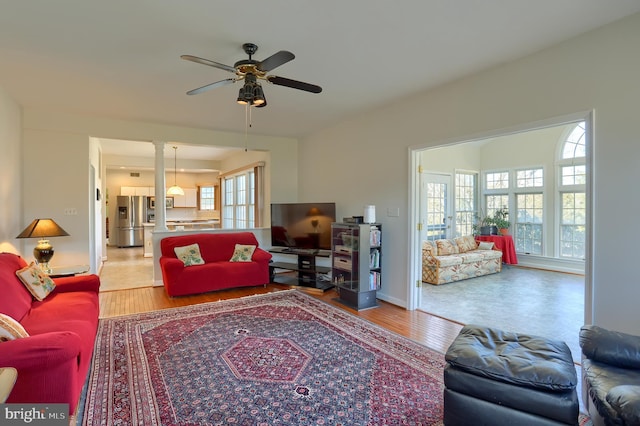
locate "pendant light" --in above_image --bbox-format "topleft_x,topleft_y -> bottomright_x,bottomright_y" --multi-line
167,146 -> 184,196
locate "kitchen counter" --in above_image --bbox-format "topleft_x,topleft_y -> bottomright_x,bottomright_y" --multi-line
142,220 -> 220,257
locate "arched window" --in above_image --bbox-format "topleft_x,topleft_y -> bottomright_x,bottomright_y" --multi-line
558,122 -> 586,259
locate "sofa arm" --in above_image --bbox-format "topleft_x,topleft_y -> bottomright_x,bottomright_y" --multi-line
0,331 -> 82,369
52,274 -> 101,294
606,385 -> 640,425
579,325 -> 640,369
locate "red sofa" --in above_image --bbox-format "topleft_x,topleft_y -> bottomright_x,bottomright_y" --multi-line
159,232 -> 272,297
0,252 -> 100,414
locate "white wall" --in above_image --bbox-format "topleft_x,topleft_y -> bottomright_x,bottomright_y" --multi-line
0,88 -> 22,254
300,12 -> 640,334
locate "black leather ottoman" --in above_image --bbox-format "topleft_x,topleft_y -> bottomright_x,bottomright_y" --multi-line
444,325 -> 579,426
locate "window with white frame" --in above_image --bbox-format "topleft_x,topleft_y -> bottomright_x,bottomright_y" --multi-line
222,169 -> 256,229
485,171 -> 509,190
515,193 -> 543,254
558,121 -> 586,259
455,172 -> 477,237
198,185 -> 216,210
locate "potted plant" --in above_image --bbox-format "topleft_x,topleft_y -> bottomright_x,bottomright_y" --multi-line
492,208 -> 511,235
474,211 -> 497,236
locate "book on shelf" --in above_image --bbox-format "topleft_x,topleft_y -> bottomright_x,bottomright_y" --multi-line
369,227 -> 381,246
369,271 -> 381,290
369,249 -> 380,268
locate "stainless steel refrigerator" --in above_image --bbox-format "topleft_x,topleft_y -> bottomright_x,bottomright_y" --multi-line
116,196 -> 147,247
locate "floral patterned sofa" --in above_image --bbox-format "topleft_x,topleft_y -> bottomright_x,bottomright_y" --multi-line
422,235 -> 503,285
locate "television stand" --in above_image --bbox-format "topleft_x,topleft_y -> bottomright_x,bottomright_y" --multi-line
268,248 -> 333,292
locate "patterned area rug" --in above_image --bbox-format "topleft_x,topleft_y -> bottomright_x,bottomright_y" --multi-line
83,290 -> 446,425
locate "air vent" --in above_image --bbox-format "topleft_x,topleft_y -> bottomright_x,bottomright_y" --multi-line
130,172 -> 140,177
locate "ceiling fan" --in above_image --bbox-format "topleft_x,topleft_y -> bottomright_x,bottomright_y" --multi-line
181,43 -> 322,108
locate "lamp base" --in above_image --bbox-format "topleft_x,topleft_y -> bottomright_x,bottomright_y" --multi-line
34,239 -> 54,273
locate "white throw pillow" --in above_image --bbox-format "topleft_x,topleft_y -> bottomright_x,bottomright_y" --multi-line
174,243 -> 205,266
15,262 -> 56,301
0,313 -> 29,343
478,241 -> 495,250
230,244 -> 256,262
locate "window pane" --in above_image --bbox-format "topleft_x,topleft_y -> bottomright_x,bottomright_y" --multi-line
455,172 -> 476,237
560,192 -> 586,259
562,122 -> 586,159
485,194 -> 509,218
515,193 -> 543,254
486,172 -> 509,190
561,165 -> 586,186
516,168 -> 543,188
199,185 -> 215,210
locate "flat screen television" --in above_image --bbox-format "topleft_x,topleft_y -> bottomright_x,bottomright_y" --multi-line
270,202 -> 336,251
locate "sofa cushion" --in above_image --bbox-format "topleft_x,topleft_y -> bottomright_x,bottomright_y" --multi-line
230,244 -> 256,262
16,262 -> 56,301
478,249 -> 503,261
446,325 -> 577,392
174,243 -> 205,266
0,313 -> 29,342
435,255 -> 463,267
161,232 -> 261,263
437,239 -> 459,255
455,236 -> 477,253
458,252 -> 485,263
0,253 -> 33,321
580,325 -> 640,369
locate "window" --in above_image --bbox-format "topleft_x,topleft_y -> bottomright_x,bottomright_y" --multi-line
220,162 -> 264,229
515,193 -> 543,254
560,192 -> 586,258
558,121 -> 586,259
455,172 -> 477,237
223,171 -> 254,228
485,171 -> 509,190
198,185 -> 216,210
516,168 -> 543,188
485,194 -> 509,218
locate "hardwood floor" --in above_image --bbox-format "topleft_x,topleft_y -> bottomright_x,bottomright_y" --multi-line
99,283 -> 463,355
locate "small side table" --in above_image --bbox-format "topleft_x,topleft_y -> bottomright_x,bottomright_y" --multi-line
49,264 -> 90,278
0,367 -> 18,403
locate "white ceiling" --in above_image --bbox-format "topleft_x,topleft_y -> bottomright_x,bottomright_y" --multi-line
2,1 -> 640,155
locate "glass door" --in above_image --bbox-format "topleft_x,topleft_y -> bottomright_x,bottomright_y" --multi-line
419,172 -> 453,243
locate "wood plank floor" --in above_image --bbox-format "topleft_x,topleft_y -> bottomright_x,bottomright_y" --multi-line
99,284 -> 463,355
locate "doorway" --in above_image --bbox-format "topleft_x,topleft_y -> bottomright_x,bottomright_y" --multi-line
407,113 -> 593,358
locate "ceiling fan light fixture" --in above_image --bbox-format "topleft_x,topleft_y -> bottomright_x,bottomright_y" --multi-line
237,87 -> 248,105
253,84 -> 265,106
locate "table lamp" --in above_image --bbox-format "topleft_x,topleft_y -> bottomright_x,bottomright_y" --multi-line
16,218 -> 70,273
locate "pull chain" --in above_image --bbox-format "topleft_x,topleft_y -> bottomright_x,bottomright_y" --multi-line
244,104 -> 253,152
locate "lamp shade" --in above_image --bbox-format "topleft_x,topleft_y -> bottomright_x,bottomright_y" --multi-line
16,218 -> 69,239
306,207 -> 323,217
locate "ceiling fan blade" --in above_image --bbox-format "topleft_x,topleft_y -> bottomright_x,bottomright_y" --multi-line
257,51 -> 295,72
181,55 -> 236,73
266,75 -> 322,93
186,78 -> 236,95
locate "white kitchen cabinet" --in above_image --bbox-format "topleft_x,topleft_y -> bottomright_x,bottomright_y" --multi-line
173,188 -> 197,208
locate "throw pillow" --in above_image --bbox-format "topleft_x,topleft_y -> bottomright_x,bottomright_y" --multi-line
0,313 -> 29,343
436,239 -> 459,256
174,243 -> 205,266
455,236 -> 477,253
478,241 -> 495,250
230,244 -> 256,262
15,262 -> 56,301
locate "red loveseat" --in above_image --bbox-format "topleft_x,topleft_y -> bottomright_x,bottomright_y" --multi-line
0,252 -> 100,414
159,232 -> 272,297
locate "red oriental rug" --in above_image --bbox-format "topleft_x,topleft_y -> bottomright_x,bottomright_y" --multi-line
82,290 -> 446,425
